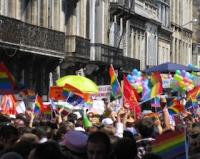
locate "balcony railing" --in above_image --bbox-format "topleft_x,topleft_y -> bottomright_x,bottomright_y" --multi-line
110,0 -> 135,14
90,43 -> 123,66
65,35 -> 90,60
0,15 -> 65,57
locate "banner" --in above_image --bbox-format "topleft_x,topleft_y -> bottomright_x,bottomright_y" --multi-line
49,86 -> 65,100
152,129 -> 187,159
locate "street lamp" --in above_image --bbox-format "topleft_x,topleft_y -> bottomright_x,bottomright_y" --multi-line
181,18 -> 198,28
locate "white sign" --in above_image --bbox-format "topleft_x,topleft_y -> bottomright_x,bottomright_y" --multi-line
162,79 -> 171,88
91,85 -> 111,101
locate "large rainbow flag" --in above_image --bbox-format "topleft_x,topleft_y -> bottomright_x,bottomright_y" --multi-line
0,62 -> 16,94
109,64 -> 122,99
152,130 -> 187,159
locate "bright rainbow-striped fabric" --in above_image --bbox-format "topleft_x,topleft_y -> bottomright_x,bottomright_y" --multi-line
168,98 -> 184,115
34,95 -> 43,113
152,130 -> 186,159
109,64 -> 122,99
150,72 -> 163,98
0,62 -> 16,94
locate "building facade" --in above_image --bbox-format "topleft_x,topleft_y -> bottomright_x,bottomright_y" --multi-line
170,0 -> 193,65
0,0 -> 195,97
192,0 -> 200,67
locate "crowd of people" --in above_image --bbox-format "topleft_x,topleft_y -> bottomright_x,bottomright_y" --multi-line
0,96 -> 200,159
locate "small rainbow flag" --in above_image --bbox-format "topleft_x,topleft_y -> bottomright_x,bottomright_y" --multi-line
109,64 -> 122,99
150,72 -> 163,98
0,62 -> 16,94
34,95 -> 43,113
168,99 -> 184,115
152,130 -> 186,159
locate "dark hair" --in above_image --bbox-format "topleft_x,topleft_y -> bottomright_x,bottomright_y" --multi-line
67,113 -> 78,124
123,130 -> 134,140
0,124 -> 19,139
31,127 -> 46,139
30,141 -> 62,159
142,153 -> 162,159
136,118 -> 154,138
114,137 -> 137,159
87,131 -> 111,153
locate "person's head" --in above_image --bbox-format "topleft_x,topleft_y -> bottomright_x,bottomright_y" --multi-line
28,141 -> 62,159
0,123 -> 19,149
60,130 -> 88,158
11,140 -> 36,159
18,133 -> 39,143
114,137 -> 137,159
142,153 -> 162,159
1,152 -> 23,159
87,131 -> 111,159
136,118 -> 154,138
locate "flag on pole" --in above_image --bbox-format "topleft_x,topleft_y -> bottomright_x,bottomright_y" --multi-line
34,95 -> 43,114
109,64 -> 122,99
123,75 -> 141,119
168,98 -> 184,115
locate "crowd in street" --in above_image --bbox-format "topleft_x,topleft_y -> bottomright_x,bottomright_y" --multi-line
0,96 -> 200,159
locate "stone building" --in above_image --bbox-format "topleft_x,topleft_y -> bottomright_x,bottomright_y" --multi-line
170,0 -> 193,65
0,0 -> 195,97
192,0 -> 200,67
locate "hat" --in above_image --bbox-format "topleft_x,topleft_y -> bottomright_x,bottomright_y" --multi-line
102,118 -> 113,126
73,112 -> 82,120
60,130 -> 88,154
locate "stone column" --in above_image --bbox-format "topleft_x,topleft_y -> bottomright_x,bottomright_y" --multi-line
53,0 -> 61,31
162,4 -> 165,26
90,0 -> 95,43
175,39 -> 179,63
172,37 -> 175,62
135,31 -> 138,59
40,0 -> 48,27
131,28 -> 134,58
141,34 -> 145,70
31,0 -> 38,25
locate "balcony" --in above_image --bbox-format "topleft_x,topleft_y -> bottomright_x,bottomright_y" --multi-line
110,0 -> 135,17
90,43 -> 123,66
0,15 -> 65,58
65,35 -> 90,62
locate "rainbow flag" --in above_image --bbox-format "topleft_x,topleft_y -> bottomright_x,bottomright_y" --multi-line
142,72 -> 163,101
34,95 -> 43,113
109,64 -> 122,99
150,72 -> 163,98
187,85 -> 200,101
0,62 -> 16,94
152,130 -> 186,159
168,99 -> 184,115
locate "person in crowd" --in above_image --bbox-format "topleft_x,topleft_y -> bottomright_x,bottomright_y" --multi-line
60,130 -> 88,159
0,123 -> 19,151
28,141 -> 63,159
87,131 -> 111,159
113,137 -> 137,159
135,118 -> 155,159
